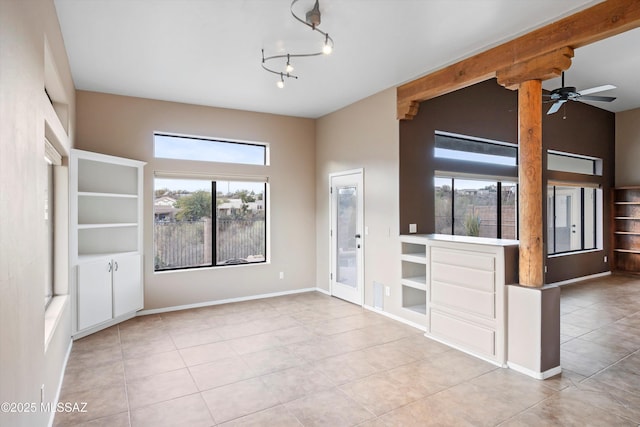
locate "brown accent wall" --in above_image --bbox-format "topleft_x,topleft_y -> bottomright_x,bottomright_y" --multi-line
400,79 -> 518,235
400,79 -> 615,284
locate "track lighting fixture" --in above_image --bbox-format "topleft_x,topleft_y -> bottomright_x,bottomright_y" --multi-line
261,0 -> 334,88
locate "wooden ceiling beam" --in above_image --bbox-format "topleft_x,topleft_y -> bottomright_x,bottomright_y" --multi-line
397,0 -> 640,119
497,47 -> 574,90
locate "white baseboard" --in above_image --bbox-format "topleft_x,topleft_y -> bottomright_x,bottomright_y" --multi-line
73,311 -> 137,339
424,332 -> 504,368
315,287 -> 331,296
549,271 -> 611,287
507,362 -> 562,380
48,340 -> 73,427
137,287 -> 321,316
363,304 -> 426,332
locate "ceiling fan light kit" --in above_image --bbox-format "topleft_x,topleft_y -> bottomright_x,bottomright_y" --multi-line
544,72 -> 616,115
261,0 -> 334,89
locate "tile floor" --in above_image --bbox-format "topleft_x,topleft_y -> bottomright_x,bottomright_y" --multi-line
54,273 -> 640,426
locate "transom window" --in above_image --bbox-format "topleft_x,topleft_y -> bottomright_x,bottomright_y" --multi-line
547,150 -> 600,176
154,133 -> 268,165
435,132 -> 517,166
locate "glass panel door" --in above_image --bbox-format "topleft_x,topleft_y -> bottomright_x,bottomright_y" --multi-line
336,186 -> 357,288
330,171 -> 363,305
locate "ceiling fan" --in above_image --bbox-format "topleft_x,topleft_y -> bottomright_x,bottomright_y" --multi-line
544,72 -> 616,115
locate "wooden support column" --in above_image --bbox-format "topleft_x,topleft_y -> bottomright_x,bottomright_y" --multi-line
518,79 -> 544,287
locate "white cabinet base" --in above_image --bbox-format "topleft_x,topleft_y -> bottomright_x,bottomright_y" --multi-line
77,259 -> 113,331
113,254 -> 142,317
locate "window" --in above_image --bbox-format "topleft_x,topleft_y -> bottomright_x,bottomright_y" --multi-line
547,185 -> 597,255
154,133 -> 267,165
548,151 -> 599,175
435,176 -> 517,239
154,177 -> 267,271
435,132 -> 517,166
153,133 -> 270,271
44,140 -> 61,307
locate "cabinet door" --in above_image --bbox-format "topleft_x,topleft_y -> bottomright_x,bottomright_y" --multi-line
77,259 -> 113,330
112,253 -> 142,317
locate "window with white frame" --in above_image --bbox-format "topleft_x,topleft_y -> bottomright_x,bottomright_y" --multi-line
153,134 -> 268,271
546,150 -> 602,255
44,140 -> 61,307
547,185 -> 597,255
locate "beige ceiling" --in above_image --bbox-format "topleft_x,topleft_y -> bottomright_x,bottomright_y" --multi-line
54,0 -> 638,119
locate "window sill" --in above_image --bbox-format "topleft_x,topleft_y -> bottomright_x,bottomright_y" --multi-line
547,249 -> 601,258
154,260 -> 270,275
44,295 -> 69,352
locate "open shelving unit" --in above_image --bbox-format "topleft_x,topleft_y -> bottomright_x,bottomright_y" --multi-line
70,149 -> 146,337
400,239 -> 428,315
612,186 -> 640,272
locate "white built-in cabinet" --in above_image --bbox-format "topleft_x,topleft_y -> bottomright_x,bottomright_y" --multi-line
70,149 -> 145,338
399,234 -> 518,366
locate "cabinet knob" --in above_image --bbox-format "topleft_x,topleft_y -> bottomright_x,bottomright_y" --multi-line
114,261 -> 119,271
108,261 -> 113,272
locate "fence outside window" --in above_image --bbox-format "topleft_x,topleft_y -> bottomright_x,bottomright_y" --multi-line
154,218 -> 265,271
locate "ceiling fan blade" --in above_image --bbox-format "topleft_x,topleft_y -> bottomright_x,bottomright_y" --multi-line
579,95 -> 616,102
579,84 -> 616,96
547,100 -> 566,115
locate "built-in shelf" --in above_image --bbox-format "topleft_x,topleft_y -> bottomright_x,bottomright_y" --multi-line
401,277 -> 427,291
401,253 -> 427,264
71,149 -> 146,338
404,304 -> 427,315
78,251 -> 140,263
612,187 -> 640,272
400,239 -> 428,318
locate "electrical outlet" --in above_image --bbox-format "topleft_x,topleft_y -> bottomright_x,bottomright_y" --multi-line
604,255 -> 608,263
279,272 -> 284,279
409,224 -> 417,233
385,286 -> 390,297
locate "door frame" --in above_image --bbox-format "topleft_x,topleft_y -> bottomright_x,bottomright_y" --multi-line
329,168 -> 364,306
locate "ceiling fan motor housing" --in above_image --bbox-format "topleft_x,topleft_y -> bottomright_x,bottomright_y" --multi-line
550,86 -> 579,100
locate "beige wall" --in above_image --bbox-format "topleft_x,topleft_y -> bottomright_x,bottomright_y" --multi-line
75,92 -> 316,310
616,107 -> 640,186
0,0 -> 75,425
315,89 -> 410,321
